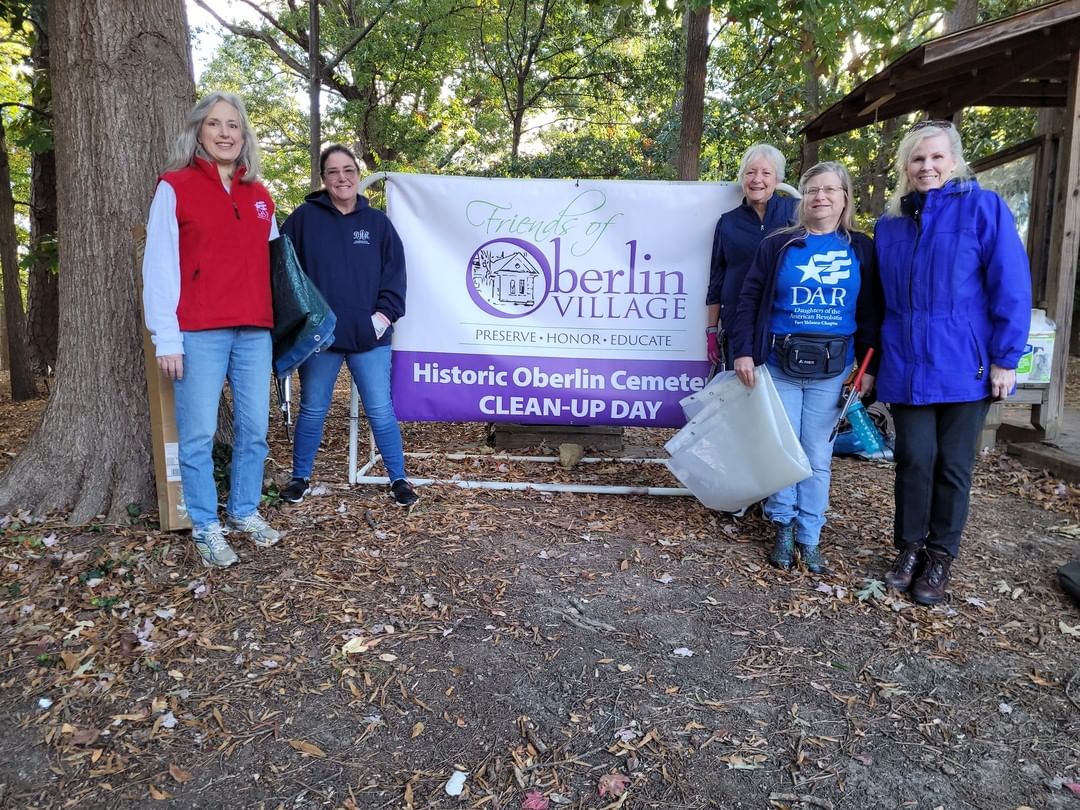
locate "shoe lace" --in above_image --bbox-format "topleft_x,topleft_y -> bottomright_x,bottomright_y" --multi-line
198,526 -> 230,554
234,514 -> 271,533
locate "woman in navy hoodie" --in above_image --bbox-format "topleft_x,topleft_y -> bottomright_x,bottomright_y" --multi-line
280,145 -> 417,507
706,144 -> 798,368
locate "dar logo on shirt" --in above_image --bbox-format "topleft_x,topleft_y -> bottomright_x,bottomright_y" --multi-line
797,250 -> 851,285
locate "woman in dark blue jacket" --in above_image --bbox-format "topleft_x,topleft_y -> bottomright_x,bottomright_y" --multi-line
279,145 -> 418,507
706,144 -> 798,368
875,122 -> 1030,605
732,162 -> 882,574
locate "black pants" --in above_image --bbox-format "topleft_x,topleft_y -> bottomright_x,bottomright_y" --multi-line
892,399 -> 990,559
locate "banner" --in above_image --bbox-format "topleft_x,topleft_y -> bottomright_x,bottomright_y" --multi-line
386,174 -> 744,427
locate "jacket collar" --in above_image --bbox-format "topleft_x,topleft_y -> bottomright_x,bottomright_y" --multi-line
192,155 -> 247,185
305,188 -> 370,215
900,176 -> 977,216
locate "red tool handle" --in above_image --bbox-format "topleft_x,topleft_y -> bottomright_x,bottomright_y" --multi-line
850,347 -> 875,393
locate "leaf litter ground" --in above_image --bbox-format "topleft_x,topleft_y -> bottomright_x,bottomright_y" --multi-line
0,375 -> 1078,810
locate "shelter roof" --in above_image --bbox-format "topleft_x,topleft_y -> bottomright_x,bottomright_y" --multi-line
803,0 -> 1080,141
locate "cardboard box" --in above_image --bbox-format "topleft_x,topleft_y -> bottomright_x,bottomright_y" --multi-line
135,226 -> 191,531
1016,309 -> 1055,384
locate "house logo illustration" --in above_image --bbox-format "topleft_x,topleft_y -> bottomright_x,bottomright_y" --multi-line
466,237 -> 551,318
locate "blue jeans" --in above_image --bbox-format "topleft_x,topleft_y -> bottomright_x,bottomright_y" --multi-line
173,328 -> 271,530
764,363 -> 845,546
292,345 -> 406,482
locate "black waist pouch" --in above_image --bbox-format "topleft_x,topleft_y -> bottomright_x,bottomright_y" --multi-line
775,333 -> 850,379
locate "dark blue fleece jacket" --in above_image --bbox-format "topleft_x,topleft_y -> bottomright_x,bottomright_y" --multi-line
706,193 -> 798,328
282,190 -> 406,354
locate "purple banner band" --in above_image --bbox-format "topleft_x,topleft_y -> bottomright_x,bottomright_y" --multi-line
391,350 -> 712,427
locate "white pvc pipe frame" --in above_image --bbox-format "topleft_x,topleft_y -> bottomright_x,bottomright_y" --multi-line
347,172 -> 693,497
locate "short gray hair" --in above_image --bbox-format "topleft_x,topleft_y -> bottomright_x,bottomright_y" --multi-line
164,91 -> 262,182
736,143 -> 786,184
885,123 -> 973,215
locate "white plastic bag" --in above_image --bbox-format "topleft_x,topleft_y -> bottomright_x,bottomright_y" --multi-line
665,367 -> 811,512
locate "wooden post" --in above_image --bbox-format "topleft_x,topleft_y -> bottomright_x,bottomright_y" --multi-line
1042,50 -> 1080,441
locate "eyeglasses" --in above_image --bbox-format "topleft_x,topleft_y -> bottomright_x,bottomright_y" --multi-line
803,185 -> 846,197
324,167 -> 358,179
909,119 -> 954,133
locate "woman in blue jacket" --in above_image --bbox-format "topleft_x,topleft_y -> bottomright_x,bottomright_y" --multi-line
706,144 -> 798,368
875,121 -> 1030,605
279,145 -> 418,507
732,162 -> 882,573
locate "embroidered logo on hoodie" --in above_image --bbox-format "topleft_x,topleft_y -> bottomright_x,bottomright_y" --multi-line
254,200 -> 271,221
353,229 -> 370,245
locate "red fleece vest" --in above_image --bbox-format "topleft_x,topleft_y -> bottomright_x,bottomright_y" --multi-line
162,158 -> 275,332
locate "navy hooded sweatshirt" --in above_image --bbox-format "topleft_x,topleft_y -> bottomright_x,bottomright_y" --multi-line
282,190 -> 406,354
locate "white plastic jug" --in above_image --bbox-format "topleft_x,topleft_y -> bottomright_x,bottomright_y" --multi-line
665,367 -> 811,512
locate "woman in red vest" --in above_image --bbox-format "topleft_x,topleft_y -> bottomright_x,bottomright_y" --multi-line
142,91 -> 280,567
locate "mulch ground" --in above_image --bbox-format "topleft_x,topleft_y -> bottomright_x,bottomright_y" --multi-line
0,373 -> 1078,810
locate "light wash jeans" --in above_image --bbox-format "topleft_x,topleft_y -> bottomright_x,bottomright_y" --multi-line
173,328 -> 272,531
292,345 -> 406,482
764,362 -> 846,546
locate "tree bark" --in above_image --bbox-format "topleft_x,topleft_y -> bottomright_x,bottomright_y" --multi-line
799,22 -> 821,172
674,2 -> 709,181
27,14 -> 59,375
0,0 -> 195,523
0,116 -> 36,401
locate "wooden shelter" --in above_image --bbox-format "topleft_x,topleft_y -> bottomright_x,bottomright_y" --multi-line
803,0 -> 1080,440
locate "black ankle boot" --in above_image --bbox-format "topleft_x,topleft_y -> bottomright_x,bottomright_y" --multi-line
912,548 -> 953,606
885,543 -> 924,591
769,523 -> 796,570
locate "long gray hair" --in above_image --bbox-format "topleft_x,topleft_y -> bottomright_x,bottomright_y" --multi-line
163,91 -> 261,182
885,123 -> 973,215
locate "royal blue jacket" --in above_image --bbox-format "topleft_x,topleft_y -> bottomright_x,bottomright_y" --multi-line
731,229 -> 882,373
873,179 -> 1031,405
282,190 -> 406,354
706,193 -> 798,328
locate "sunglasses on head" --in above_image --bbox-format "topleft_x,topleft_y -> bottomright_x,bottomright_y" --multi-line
909,119 -> 954,133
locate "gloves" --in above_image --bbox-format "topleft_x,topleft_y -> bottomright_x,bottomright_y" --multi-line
706,328 -> 721,365
372,312 -> 391,339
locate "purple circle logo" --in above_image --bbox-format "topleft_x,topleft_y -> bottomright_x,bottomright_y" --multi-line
467,238 -> 550,318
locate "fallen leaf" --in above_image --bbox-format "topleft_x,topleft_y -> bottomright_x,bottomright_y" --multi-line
148,785 -> 171,800
1066,783 -> 1080,798
288,739 -> 326,758
342,636 -> 381,655
856,579 -> 887,602
378,653 -> 398,662
671,647 -> 693,657
522,789 -> 550,810
411,722 -> 425,738
169,763 -> 193,783
597,773 -> 630,797
1058,621 -> 1080,637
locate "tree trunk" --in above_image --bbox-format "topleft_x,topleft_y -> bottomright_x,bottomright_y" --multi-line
0,116 -> 36,401
674,2 -> 709,181
867,118 -> 901,217
27,16 -> 59,375
0,0 -> 195,523
799,23 -> 821,172
944,0 -> 977,127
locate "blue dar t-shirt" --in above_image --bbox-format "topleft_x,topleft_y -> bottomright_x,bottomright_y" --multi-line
769,232 -> 861,345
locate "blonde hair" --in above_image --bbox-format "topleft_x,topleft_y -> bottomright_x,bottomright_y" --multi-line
163,91 -> 262,182
796,161 -> 858,236
885,123 -> 973,215
737,143 -> 786,184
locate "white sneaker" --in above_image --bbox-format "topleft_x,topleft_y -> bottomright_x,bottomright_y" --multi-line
193,523 -> 239,568
226,513 -> 281,547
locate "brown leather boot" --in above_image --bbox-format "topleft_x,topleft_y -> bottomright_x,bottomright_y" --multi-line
884,543 -> 924,592
911,548 -> 953,606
